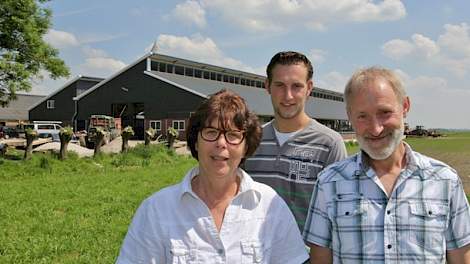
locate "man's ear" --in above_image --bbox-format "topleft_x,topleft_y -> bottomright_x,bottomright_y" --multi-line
265,79 -> 271,94
307,79 -> 314,96
403,96 -> 410,117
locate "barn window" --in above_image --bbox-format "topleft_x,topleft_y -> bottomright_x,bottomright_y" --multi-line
194,69 -> 202,78
158,63 -> 166,72
185,67 -> 194,77
175,66 -> 184,75
150,120 -> 161,131
47,100 -> 55,109
172,120 -> 185,131
166,64 -> 174,73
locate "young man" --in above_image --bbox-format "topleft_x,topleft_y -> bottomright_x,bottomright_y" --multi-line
304,67 -> 470,263
244,51 -> 347,231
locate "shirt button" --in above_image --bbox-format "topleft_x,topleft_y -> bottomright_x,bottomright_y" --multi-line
387,244 -> 392,249
387,210 -> 391,215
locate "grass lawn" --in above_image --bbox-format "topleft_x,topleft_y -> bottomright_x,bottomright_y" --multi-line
0,144 -> 196,263
1,133 -> 469,263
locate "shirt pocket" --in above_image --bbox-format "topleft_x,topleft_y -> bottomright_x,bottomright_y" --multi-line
328,197 -> 370,254
167,239 -> 197,264
240,240 -> 269,264
408,201 -> 449,254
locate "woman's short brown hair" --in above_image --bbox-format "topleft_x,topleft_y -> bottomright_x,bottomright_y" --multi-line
186,89 -> 261,164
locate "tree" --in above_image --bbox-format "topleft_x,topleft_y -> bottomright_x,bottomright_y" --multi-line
0,0 -> 69,106
167,127 -> 178,149
58,126 -> 73,160
121,126 -> 134,153
93,128 -> 106,157
24,128 -> 37,160
144,127 -> 156,146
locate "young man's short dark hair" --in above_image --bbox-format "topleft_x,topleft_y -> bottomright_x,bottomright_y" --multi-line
266,51 -> 314,85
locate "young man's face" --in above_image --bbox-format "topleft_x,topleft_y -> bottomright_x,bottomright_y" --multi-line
348,78 -> 409,160
266,63 -> 313,122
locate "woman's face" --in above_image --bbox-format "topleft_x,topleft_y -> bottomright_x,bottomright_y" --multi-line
196,118 -> 246,180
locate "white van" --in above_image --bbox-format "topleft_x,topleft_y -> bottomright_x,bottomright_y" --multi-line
25,122 -> 63,141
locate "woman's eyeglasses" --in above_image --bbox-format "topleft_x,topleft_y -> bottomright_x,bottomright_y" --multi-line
200,127 -> 245,145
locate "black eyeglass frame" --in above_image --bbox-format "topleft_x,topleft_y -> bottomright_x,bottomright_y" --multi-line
199,127 -> 246,145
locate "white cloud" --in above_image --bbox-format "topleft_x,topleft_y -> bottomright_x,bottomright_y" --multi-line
79,46 -> 127,77
199,0 -> 406,32
383,23 -> 470,77
382,39 -> 414,59
308,49 -> 327,64
316,71 -> 349,93
348,0 -> 407,22
79,57 -> 126,77
437,23 -> 470,57
156,34 -> 256,72
402,73 -> 470,129
79,33 -> 127,45
411,34 -> 439,58
170,0 -> 206,28
81,46 -> 108,58
42,29 -> 127,79
382,34 -> 438,59
44,29 -> 79,48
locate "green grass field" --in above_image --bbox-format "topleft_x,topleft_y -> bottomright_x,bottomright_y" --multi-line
0,133 -> 469,263
0,145 -> 196,263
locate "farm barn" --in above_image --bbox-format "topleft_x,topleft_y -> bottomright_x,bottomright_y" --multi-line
29,52 -> 350,139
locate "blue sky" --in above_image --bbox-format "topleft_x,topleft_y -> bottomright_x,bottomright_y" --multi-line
34,0 -> 470,129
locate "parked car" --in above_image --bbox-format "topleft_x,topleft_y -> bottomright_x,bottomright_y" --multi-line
0,126 -> 19,139
24,122 -> 63,141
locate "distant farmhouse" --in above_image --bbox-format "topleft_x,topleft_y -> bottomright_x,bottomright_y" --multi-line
29,52 -> 349,139
0,94 -> 45,126
29,75 -> 104,126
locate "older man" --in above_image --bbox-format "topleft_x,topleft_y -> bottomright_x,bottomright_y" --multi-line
303,67 -> 470,263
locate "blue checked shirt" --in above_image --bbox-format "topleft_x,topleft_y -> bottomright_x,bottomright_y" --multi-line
303,143 -> 470,263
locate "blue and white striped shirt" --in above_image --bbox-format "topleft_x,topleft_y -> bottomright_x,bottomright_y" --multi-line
303,143 -> 470,263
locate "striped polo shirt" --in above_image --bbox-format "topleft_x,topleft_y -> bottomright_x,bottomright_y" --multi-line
303,143 -> 470,263
244,119 -> 347,231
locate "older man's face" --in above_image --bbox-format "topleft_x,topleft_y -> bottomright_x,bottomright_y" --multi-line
348,78 -> 409,160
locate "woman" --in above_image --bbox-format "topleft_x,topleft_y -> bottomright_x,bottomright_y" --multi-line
116,89 -> 308,263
